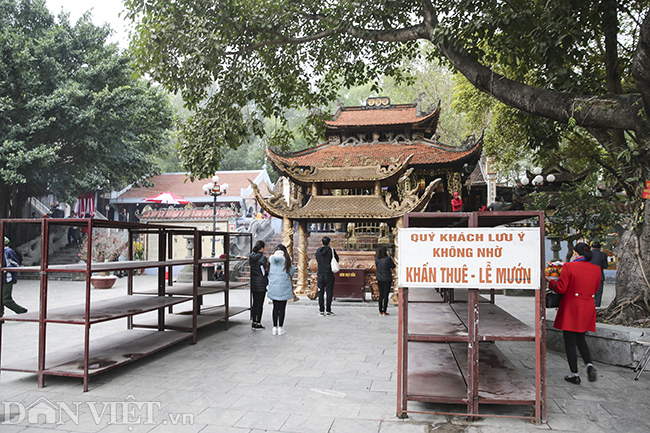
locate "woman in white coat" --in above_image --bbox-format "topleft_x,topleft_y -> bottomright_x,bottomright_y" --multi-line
267,244 -> 296,335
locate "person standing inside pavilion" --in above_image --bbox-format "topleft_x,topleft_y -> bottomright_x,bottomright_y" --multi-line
315,236 -> 339,316
249,241 -> 268,330
267,244 -> 295,335
375,245 -> 396,316
451,192 -> 463,212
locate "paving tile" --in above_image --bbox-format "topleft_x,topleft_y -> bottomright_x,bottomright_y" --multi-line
2,278 -> 647,433
197,426 -> 251,433
192,407 -> 246,426
279,414 -> 334,433
330,418 -> 381,433
378,421 -> 430,433
233,411 -> 290,430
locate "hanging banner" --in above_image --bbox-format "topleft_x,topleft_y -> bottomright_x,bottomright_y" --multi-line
398,227 -> 541,289
642,180 -> 650,199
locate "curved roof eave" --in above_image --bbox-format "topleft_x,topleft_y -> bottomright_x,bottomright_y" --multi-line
265,152 -> 414,186
249,178 -> 441,221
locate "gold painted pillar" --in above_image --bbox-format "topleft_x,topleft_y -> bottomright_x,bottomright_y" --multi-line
296,220 -> 310,295
282,217 -> 298,301
390,216 -> 404,304
282,217 -> 295,257
447,172 -> 462,195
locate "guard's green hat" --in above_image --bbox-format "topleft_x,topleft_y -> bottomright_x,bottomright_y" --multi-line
4,236 -> 9,245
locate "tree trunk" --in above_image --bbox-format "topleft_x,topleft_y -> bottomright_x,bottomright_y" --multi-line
599,202 -> 650,325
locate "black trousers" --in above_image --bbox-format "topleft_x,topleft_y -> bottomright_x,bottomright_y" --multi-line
377,280 -> 391,313
317,274 -> 335,313
594,281 -> 604,307
272,300 -> 287,326
251,291 -> 266,323
563,330 -> 593,373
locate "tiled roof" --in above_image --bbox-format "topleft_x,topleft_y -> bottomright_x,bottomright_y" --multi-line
326,104 -> 439,128
117,170 -> 273,201
138,208 -> 236,221
268,139 -> 482,168
266,152 -> 413,186
467,163 -> 486,185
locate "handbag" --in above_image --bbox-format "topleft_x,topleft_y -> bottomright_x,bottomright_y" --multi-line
545,290 -> 563,308
330,247 -> 340,273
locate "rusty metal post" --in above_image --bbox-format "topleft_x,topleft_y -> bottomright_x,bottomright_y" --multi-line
536,213 -> 547,422
467,288 -> 480,420
83,218 -> 92,391
397,286 -> 409,418
38,218 -> 49,388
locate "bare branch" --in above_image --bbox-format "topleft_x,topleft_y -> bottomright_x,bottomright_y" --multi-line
437,41 -> 645,132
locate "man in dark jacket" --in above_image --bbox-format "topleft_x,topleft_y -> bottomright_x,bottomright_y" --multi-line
590,242 -> 609,307
214,265 -> 225,281
315,236 -> 339,316
2,237 -> 28,316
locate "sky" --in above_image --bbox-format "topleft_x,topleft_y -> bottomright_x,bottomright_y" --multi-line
45,0 -> 130,49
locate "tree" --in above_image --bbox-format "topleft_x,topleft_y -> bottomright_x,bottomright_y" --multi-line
0,0 -> 174,217
525,186 -> 628,262
124,0 -> 650,325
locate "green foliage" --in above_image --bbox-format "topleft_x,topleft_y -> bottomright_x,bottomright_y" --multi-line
525,185 -> 628,257
435,0 -> 647,196
124,0 -> 648,185
367,52 -> 474,146
0,0 -> 174,216
124,0 -> 423,179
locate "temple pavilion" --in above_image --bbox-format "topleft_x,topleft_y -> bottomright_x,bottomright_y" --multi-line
250,95 -> 483,294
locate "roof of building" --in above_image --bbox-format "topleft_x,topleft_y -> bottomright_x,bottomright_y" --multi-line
267,138 -> 482,170
325,101 -> 440,129
251,178 -> 441,221
138,208 -> 236,222
113,170 -> 274,204
266,152 -> 414,187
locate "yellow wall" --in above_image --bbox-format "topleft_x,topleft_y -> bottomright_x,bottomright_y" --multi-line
143,221 -> 230,261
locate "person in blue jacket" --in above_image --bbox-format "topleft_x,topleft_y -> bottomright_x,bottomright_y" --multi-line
2,237 -> 28,316
267,244 -> 296,336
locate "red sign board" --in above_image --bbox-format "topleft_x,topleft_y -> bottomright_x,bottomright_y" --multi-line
333,268 -> 366,300
643,181 -> 650,199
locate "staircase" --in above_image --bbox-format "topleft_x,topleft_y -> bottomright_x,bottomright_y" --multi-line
18,243 -> 85,281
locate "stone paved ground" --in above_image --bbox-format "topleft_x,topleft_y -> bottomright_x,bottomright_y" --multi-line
0,277 -> 648,432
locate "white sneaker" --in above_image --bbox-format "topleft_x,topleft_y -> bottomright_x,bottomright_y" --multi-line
277,327 -> 286,336
272,327 -> 278,335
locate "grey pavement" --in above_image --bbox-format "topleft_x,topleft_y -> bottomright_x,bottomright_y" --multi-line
0,277 -> 648,432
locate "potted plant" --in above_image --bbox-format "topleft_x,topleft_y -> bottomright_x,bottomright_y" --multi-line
133,240 -> 145,275
79,228 -> 128,289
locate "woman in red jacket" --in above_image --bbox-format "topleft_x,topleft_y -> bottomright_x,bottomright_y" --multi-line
546,242 -> 601,384
451,192 -> 463,212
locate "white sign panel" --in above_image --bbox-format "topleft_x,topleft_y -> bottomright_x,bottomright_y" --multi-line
398,227 -> 541,290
